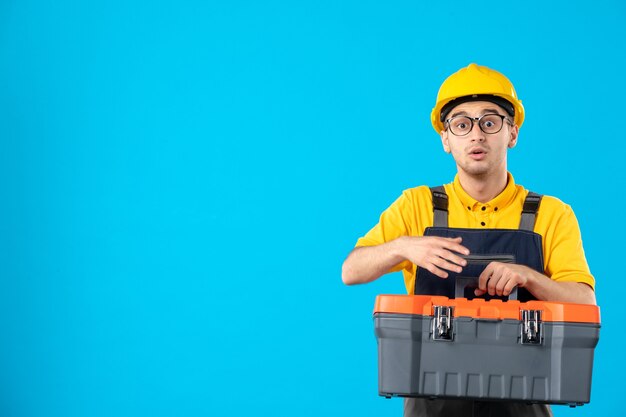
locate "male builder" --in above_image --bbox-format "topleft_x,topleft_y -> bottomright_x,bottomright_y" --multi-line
342,64 -> 596,417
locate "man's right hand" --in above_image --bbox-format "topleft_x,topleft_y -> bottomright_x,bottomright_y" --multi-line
342,235 -> 470,285
395,236 -> 469,279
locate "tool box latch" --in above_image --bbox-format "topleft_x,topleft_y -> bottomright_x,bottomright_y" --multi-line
432,306 -> 454,341
520,310 -> 543,345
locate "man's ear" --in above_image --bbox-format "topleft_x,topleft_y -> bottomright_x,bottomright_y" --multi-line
508,124 -> 519,148
441,131 -> 451,153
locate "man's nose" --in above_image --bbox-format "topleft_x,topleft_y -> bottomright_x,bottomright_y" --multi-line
469,121 -> 485,141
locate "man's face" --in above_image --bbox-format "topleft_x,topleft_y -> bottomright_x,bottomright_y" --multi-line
440,101 -> 519,178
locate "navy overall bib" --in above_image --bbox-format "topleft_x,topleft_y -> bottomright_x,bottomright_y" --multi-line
414,186 -> 544,302
405,186 -> 553,417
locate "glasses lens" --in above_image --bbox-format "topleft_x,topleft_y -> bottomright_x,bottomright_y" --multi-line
479,114 -> 503,133
449,116 -> 472,135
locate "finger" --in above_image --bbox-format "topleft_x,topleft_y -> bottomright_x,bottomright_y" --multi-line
474,288 -> 486,297
487,271 -> 503,296
430,256 -> 463,274
495,274 -> 509,296
436,249 -> 468,267
478,263 -> 495,291
444,239 -> 470,255
483,263 -> 503,295
503,280 -> 518,297
424,264 -> 448,279
434,237 -> 470,255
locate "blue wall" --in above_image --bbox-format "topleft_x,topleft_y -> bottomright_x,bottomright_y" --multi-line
1,1 -> 624,415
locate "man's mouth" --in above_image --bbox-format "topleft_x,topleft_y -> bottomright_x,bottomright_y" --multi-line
468,148 -> 487,160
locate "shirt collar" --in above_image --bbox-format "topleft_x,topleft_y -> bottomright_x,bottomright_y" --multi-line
452,172 -> 518,210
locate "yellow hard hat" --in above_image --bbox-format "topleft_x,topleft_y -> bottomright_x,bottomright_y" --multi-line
431,63 -> 525,133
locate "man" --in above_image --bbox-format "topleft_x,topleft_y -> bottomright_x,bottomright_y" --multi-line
342,63 -> 596,417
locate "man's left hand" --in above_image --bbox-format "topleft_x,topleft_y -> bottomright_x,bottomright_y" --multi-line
474,262 -> 534,297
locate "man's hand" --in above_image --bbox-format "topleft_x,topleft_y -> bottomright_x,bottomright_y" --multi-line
474,262 -> 532,297
474,262 -> 597,305
341,235 -> 469,285
398,236 -> 470,279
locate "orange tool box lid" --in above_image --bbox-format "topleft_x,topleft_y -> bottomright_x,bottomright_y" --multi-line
374,295 -> 600,324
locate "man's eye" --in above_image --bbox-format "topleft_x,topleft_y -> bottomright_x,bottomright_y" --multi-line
483,120 -> 495,128
456,122 -> 468,129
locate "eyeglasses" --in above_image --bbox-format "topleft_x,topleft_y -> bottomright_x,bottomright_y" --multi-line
445,114 -> 512,136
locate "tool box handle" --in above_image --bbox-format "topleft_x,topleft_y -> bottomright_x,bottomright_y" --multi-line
455,276 -> 518,301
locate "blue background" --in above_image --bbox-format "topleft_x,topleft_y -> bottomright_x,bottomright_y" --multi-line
1,1 -> 624,416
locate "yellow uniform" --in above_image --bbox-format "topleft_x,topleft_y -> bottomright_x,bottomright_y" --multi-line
356,173 -> 595,294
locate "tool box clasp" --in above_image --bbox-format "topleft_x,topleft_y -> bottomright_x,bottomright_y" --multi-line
432,305 -> 454,341
520,309 -> 543,345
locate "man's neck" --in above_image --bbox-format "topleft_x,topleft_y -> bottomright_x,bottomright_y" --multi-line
458,171 -> 508,203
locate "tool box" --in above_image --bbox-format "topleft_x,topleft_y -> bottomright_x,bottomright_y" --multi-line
374,294 -> 600,406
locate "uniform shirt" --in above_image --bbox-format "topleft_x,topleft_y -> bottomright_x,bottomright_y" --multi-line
355,173 -> 595,294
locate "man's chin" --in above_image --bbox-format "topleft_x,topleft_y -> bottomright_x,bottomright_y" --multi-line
458,163 -> 492,177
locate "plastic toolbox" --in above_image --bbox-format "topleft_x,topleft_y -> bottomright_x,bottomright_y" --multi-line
374,295 -> 600,406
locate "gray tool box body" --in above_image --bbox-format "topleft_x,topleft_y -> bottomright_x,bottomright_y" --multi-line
374,295 -> 600,406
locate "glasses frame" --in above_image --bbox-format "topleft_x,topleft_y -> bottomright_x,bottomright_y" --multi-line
445,113 -> 513,136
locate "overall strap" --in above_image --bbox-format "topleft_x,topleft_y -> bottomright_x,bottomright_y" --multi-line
519,192 -> 543,231
430,186 -> 449,228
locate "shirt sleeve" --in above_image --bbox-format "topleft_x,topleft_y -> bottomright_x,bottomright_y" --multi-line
354,190 -> 416,273
543,203 -> 595,290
